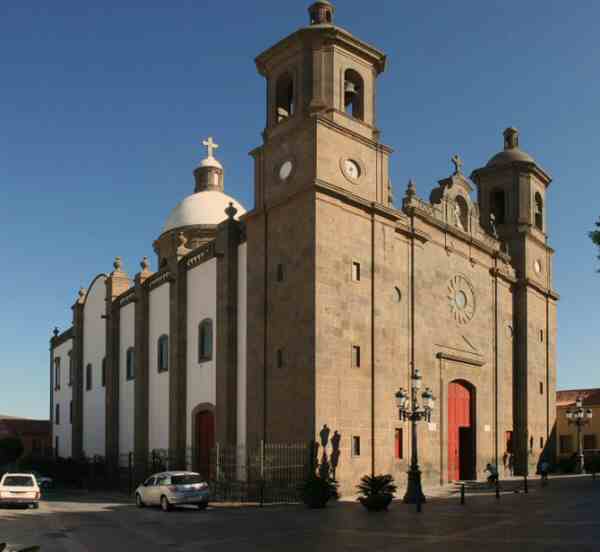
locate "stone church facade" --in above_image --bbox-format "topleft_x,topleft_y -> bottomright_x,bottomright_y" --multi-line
50,1 -> 558,495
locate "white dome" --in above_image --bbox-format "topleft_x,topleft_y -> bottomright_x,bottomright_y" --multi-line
162,190 -> 246,234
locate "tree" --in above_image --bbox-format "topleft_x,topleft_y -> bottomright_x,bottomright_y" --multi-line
0,437 -> 24,466
590,218 -> 600,272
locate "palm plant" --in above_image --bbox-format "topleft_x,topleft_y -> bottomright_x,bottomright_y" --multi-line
357,474 -> 397,497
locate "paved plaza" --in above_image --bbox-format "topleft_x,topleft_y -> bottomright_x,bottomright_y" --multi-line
1,475 -> 598,552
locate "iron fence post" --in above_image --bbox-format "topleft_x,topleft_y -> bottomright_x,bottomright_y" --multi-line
128,452 -> 133,496
460,483 -> 465,505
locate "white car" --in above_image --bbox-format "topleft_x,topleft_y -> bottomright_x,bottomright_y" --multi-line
0,473 -> 41,508
135,471 -> 209,512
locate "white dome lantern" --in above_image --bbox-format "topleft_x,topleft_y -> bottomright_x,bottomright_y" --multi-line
154,137 -> 246,266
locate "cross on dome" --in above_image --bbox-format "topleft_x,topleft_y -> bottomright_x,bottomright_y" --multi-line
203,136 -> 219,159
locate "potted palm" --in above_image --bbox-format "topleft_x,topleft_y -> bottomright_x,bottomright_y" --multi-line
300,474 -> 339,509
357,474 -> 397,512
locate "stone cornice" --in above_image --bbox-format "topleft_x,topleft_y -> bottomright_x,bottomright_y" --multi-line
403,197 -> 507,260
470,160 -> 552,188
50,327 -> 73,348
315,113 -> 392,153
145,270 -> 173,291
516,278 -> 560,301
117,288 -> 137,308
436,352 -> 486,367
489,266 -> 518,285
255,25 -> 386,76
183,241 -> 216,271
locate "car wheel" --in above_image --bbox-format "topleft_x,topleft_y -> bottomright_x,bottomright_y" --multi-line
136,494 -> 145,508
160,496 -> 172,512
197,502 -> 208,510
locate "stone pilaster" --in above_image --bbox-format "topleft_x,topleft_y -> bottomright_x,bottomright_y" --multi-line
168,239 -> 189,467
215,204 -> 241,446
71,288 -> 86,460
134,259 -> 152,480
105,258 -> 131,475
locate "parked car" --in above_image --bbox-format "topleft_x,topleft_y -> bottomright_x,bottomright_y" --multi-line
135,471 -> 209,512
31,472 -> 53,489
0,473 -> 41,508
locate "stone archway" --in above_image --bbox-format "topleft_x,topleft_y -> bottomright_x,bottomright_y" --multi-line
191,403 -> 215,478
448,380 -> 476,481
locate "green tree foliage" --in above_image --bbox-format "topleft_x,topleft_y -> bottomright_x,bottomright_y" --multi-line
0,437 -> 25,465
591,218 -> 600,271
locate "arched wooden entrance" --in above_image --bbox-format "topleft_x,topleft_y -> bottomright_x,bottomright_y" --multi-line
448,380 -> 476,481
194,410 -> 215,478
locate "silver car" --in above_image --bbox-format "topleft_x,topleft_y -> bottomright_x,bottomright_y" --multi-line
135,471 -> 209,512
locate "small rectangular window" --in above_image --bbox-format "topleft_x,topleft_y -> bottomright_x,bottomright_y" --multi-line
540,330 -> 544,342
352,262 -> 361,282
395,428 -> 403,459
540,437 -> 544,449
158,336 -> 169,372
69,401 -> 73,424
68,351 -> 73,386
126,348 -> 135,381
54,358 -> 61,390
55,436 -> 59,458
352,345 -> 361,368
539,382 -> 544,395
86,364 -> 92,391
277,349 -> 284,368
101,358 -> 106,388
55,403 -> 60,425
277,263 -> 285,282
352,436 -> 361,457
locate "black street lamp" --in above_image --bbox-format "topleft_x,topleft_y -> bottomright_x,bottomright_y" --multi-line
395,368 -> 436,505
565,396 -> 593,474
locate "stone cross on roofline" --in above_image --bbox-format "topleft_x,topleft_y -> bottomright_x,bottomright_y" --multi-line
203,136 -> 219,158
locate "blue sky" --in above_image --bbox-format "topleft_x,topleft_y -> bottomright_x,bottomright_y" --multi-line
1,0 -> 599,419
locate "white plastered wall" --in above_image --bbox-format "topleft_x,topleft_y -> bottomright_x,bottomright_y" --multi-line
52,339 -> 73,458
186,258 -> 217,450
82,276 -> 107,458
148,283 -> 170,451
119,302 -> 135,460
237,243 -> 247,448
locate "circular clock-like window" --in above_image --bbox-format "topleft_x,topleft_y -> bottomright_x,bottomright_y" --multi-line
279,160 -> 293,181
344,159 -> 361,180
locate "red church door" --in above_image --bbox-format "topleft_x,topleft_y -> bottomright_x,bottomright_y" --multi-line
448,381 -> 475,481
196,411 -> 215,479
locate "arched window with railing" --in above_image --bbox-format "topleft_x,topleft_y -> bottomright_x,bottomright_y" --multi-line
198,319 -> 213,363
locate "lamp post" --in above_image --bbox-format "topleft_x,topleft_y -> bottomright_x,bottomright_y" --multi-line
565,396 -> 593,474
395,368 -> 436,505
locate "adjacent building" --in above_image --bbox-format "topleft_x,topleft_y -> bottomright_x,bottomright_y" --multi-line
50,1 -> 558,494
556,389 -> 600,460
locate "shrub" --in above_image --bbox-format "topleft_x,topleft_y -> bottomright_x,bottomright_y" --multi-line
299,474 -> 339,508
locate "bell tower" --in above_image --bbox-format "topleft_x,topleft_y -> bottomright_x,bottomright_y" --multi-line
472,128 -> 558,476
251,0 -> 391,209
245,2 -> 393,450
